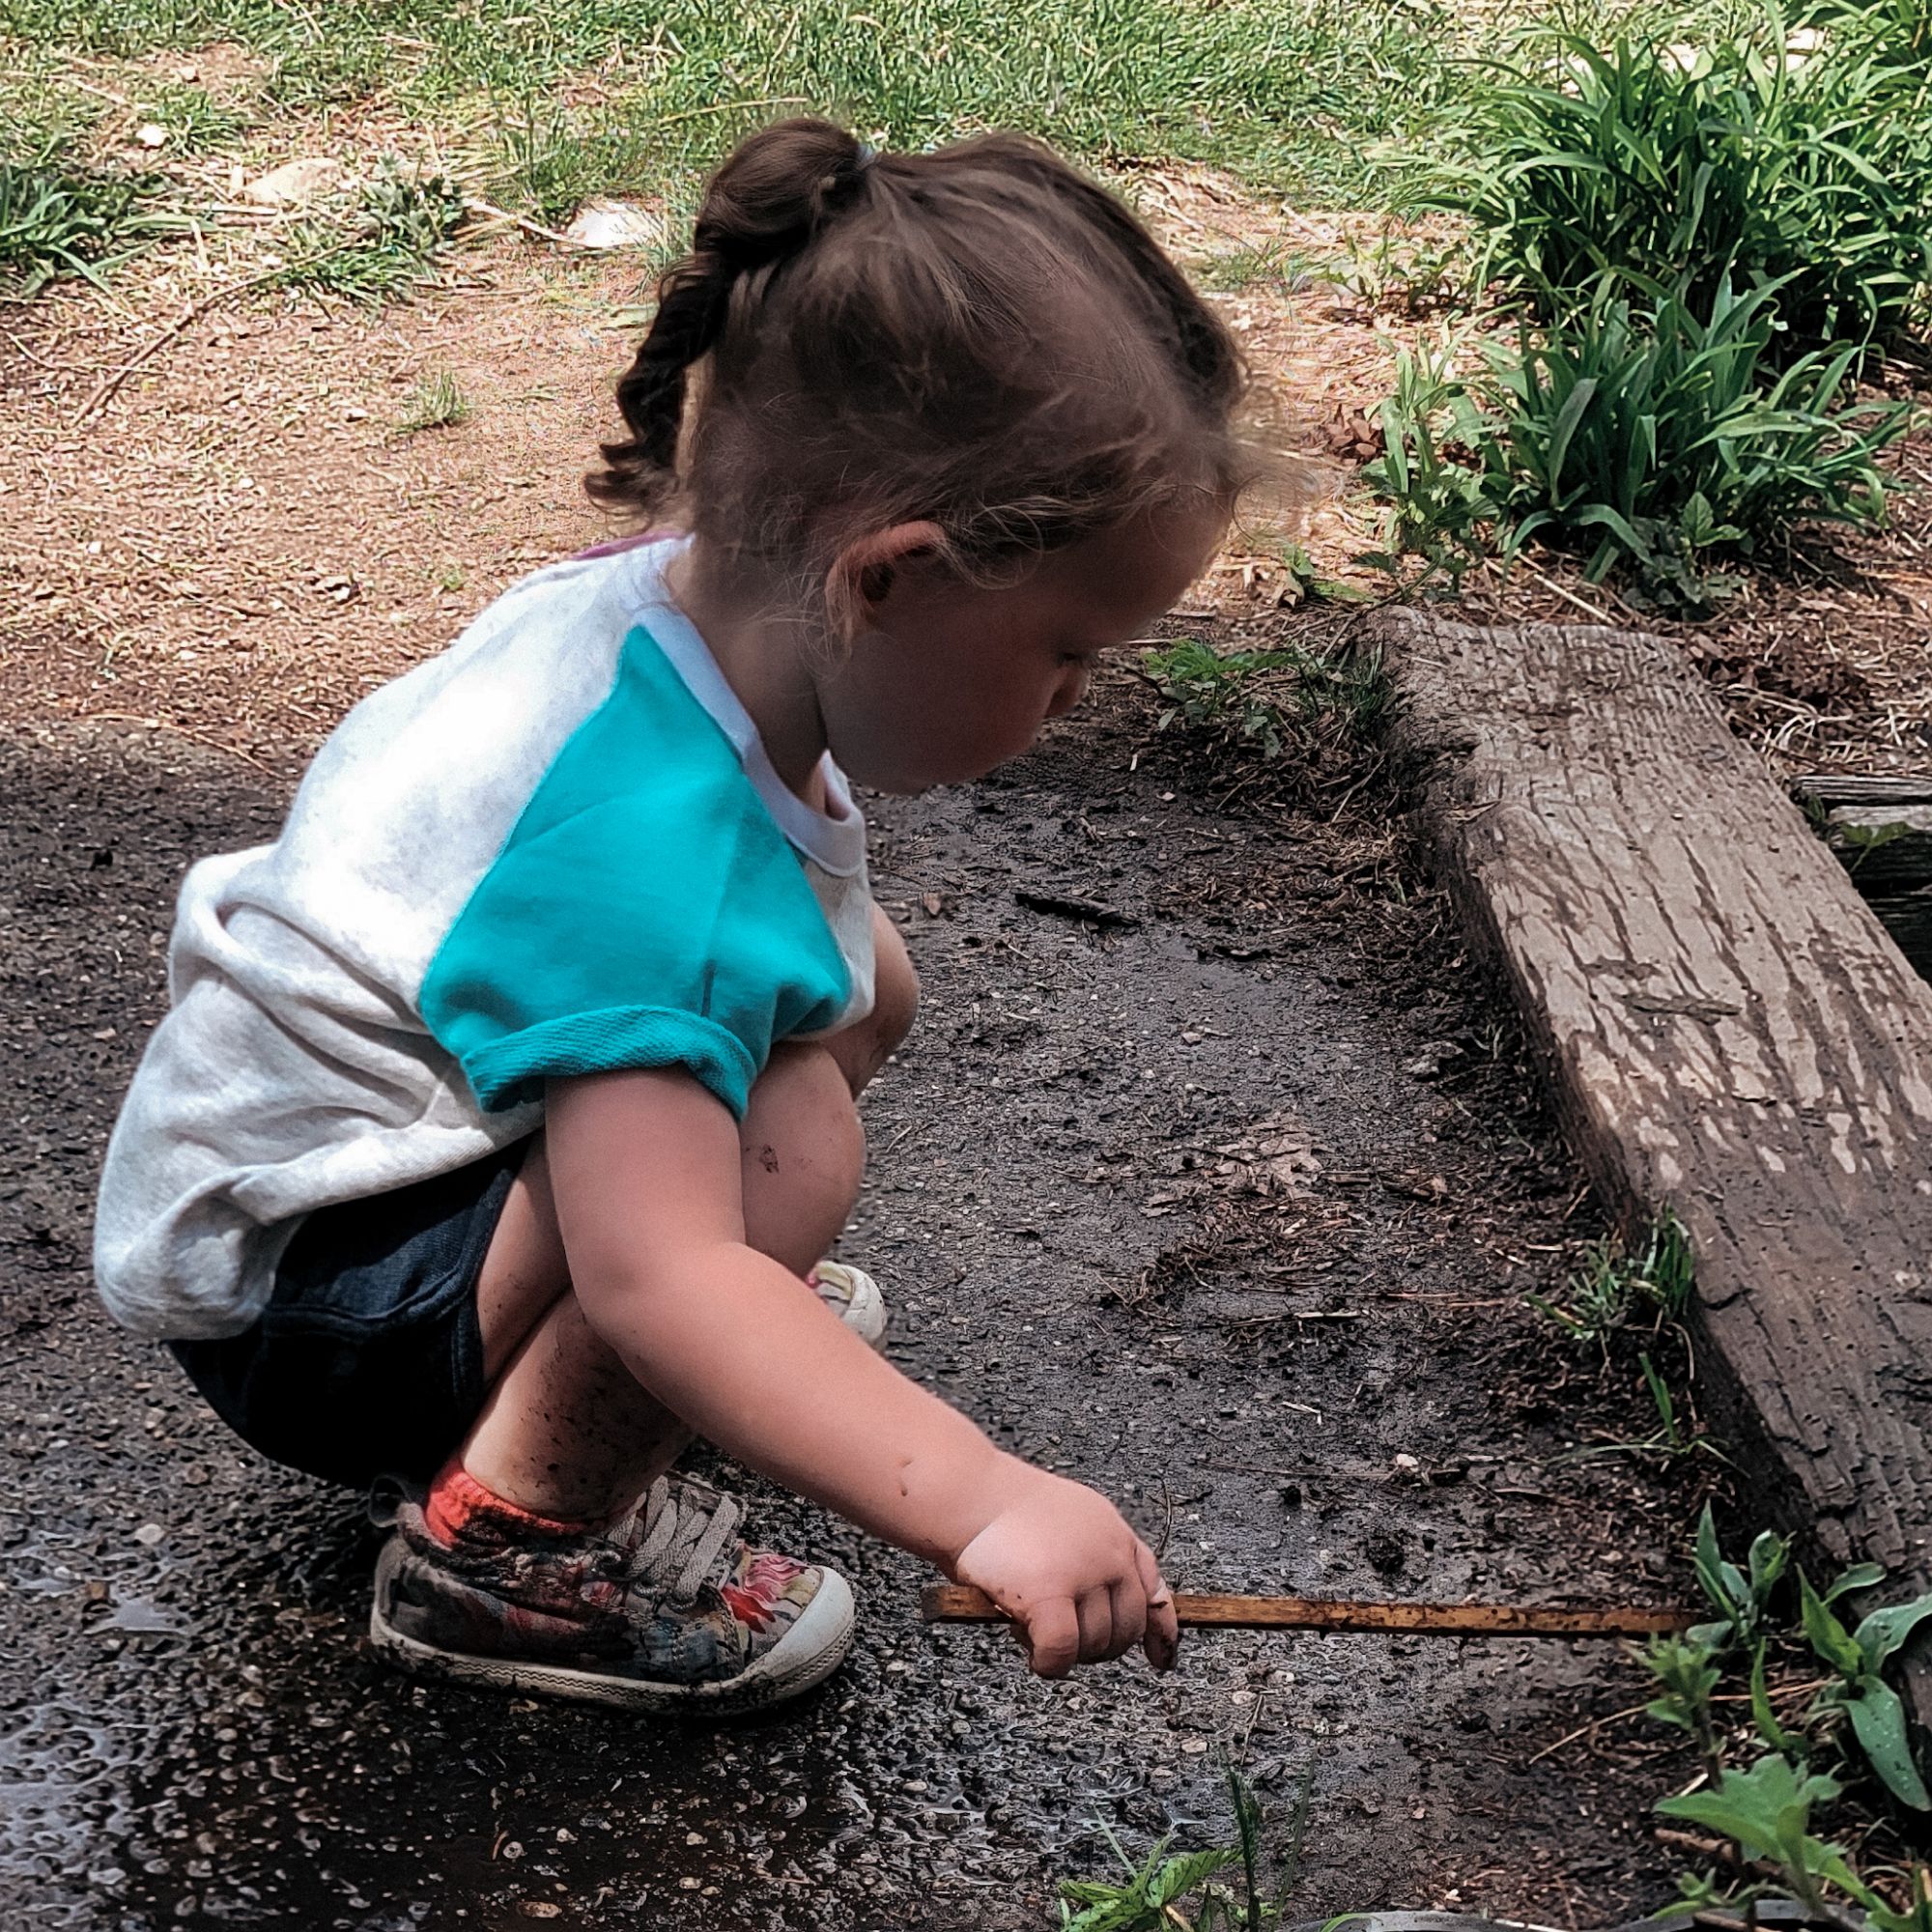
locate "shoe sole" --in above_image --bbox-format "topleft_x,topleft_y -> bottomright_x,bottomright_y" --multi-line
367,1543 -> 856,1716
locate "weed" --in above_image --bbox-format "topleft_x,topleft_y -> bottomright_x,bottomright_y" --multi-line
1057,1764 -> 1311,1931
1365,279 -> 1917,611
397,369 -> 471,434
1421,13 -> 1932,358
1640,1508 -> 1932,1925
1141,639 -> 1389,764
1529,1211 -> 1693,1348
488,94 -> 629,226
1197,237 -> 1327,297
276,159 -> 467,304
0,153 -> 178,296
1839,819 -> 1911,873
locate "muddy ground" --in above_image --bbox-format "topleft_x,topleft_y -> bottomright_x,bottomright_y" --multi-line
0,668 -> 1711,1930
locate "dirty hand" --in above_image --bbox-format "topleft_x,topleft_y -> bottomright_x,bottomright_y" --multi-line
951,1466 -> 1178,1678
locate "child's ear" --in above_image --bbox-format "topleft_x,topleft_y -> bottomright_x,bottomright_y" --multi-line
825,522 -> 947,639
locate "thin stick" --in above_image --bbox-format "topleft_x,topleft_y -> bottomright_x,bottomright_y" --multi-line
461,197 -> 581,249
922,1583 -> 1696,1638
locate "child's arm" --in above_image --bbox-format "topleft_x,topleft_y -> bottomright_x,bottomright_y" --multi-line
545,1066 -> 1178,1678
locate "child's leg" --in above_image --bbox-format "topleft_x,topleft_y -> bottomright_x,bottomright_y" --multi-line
456,909 -> 918,1525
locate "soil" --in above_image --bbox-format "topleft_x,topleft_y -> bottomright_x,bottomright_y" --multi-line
2,228 -> 1725,1932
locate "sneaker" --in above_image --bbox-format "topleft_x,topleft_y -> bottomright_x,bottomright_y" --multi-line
810,1260 -> 887,1350
368,1473 -> 855,1714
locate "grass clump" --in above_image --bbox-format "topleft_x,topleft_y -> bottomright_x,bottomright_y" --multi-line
0,153 -> 177,296
1365,277 -> 1917,610
396,368 -> 471,433
1643,1507 -> 1932,1922
1142,634 -> 1389,764
276,159 -> 467,303
1196,236 -> 1328,297
136,79 -> 251,150
1426,9 -> 1932,357
1530,1212 -> 1693,1349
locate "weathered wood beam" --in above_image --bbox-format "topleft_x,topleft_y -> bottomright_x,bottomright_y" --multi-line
1381,611 -> 1932,1721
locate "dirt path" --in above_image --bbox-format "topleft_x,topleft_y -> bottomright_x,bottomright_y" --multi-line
0,685 -> 1703,1930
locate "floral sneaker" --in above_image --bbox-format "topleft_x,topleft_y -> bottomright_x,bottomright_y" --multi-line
369,1471 -> 854,1714
366,1258 -> 884,1711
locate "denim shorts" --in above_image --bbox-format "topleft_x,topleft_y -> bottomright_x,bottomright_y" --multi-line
168,1141 -> 528,1491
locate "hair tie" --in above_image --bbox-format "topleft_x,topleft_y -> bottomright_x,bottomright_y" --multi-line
854,141 -> 880,173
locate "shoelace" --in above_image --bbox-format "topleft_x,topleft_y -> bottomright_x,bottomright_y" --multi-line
629,1475 -> 744,1603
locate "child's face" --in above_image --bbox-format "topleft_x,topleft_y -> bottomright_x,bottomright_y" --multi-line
822,504 -> 1225,794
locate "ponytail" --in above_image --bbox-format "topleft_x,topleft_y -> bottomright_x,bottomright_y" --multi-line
586,119 -> 876,516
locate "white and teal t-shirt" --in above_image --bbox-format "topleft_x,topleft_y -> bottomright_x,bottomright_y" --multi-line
94,535 -> 876,1340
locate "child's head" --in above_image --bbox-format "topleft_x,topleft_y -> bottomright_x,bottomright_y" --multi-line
591,119 -> 1255,788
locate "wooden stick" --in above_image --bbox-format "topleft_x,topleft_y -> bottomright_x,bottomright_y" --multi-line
921,1583 -> 1696,1638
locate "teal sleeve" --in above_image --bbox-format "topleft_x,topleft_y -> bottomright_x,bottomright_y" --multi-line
418,629 -> 851,1119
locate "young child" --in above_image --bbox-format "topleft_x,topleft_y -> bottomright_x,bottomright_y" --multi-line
94,118 -> 1251,1714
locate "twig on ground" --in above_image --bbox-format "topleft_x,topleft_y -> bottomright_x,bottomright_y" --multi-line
73,251 -> 345,424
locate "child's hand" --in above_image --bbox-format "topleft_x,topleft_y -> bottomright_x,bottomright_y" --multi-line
951,1467 -> 1179,1678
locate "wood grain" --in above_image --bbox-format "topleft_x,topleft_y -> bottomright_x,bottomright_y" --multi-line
1382,611 -> 1932,1719
922,1584 -> 1695,1636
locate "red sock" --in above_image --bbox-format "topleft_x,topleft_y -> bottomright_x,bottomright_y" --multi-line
423,1457 -> 592,1546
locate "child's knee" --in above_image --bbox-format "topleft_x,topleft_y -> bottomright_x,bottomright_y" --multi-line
742,1044 -> 867,1268
869,910 -> 921,1059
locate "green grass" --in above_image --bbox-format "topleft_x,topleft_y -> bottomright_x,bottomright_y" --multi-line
396,367 -> 471,433
1196,235 -> 1330,296
135,78 -> 252,151
0,153 -> 179,295
1526,1212 -> 1694,1347
0,0 -> 1459,208
274,159 -> 467,303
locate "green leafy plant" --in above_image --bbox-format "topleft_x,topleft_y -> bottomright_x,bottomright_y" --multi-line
1799,1566 -> 1932,1809
1659,1755 -> 1873,1924
0,154 -> 177,296
1422,14 -> 1932,358
1058,1767 -> 1301,1931
1366,276 -> 1916,610
1643,1511 -> 1932,1926
277,159 -> 467,304
1141,639 -> 1389,763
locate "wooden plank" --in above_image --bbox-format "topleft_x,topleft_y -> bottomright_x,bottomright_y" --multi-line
1791,774 -> 1932,812
1380,611 -> 1932,1719
922,1584 -> 1696,1636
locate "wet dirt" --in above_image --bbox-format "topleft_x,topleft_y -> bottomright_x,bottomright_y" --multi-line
0,676 -> 1706,1931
